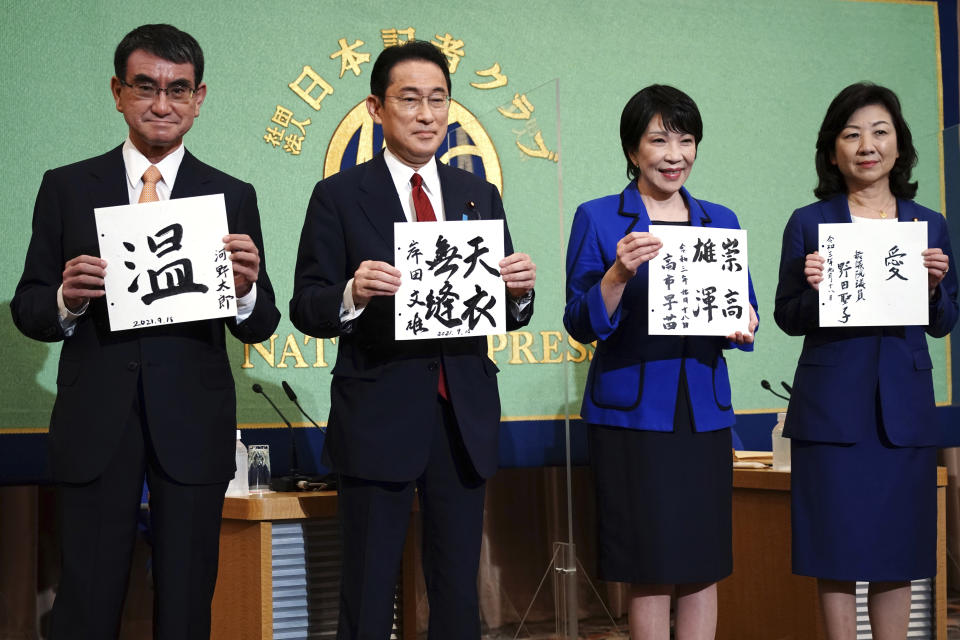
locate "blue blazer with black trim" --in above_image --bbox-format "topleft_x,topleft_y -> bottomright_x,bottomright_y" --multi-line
774,195 -> 958,445
564,182 -> 758,432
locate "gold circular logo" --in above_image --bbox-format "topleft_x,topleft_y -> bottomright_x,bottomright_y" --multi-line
323,100 -> 503,194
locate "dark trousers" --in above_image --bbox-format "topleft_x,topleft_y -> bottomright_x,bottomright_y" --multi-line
49,383 -> 228,640
336,399 -> 487,640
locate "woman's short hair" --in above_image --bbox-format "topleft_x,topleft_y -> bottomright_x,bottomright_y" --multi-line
620,85 -> 703,181
814,82 -> 918,200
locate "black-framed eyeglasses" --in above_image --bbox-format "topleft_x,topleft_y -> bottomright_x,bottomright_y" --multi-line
385,93 -> 451,112
119,79 -> 196,103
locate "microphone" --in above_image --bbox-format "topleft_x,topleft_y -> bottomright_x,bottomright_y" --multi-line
760,379 -> 790,402
780,381 -> 793,396
252,383 -> 308,491
282,380 -> 325,432
295,478 -> 335,491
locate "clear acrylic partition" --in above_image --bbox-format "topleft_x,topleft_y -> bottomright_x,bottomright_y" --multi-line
944,124 -> 960,406
918,124 -> 960,409
444,80 -> 623,638
936,124 -> 960,640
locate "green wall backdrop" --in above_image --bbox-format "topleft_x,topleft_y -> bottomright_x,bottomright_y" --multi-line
0,0 -> 947,433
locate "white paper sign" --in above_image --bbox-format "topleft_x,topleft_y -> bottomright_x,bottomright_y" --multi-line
818,221 -> 928,327
394,220 -> 506,340
95,194 -> 236,331
647,226 -> 750,336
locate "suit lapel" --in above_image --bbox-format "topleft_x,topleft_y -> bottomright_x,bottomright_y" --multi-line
88,145 -> 131,210
437,160 -> 477,221
896,198 -> 920,222
164,150 -> 239,234
821,194 -> 852,223
358,153 -> 405,247
685,188 -> 713,227
618,182 -> 650,234
169,150 -> 210,199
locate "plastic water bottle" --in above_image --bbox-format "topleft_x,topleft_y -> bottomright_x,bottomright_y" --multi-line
225,429 -> 249,497
771,412 -> 790,472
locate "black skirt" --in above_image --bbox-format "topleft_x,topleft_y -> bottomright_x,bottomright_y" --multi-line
589,369 -> 732,584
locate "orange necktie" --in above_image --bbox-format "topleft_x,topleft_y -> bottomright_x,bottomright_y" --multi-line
410,173 -> 449,400
139,165 -> 162,203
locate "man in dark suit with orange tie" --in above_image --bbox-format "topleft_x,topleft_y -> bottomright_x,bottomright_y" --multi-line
290,41 -> 536,639
11,24 -> 280,639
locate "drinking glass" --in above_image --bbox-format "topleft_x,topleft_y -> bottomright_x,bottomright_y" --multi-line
248,444 -> 271,494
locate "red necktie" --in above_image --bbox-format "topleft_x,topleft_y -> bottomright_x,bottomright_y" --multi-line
411,173 -> 436,222
410,173 -> 449,400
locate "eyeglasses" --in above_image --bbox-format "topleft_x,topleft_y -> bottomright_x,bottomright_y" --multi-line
385,93 -> 451,112
119,79 -> 196,103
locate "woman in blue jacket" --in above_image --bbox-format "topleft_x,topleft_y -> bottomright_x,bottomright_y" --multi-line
775,82 -> 957,639
564,85 -> 758,640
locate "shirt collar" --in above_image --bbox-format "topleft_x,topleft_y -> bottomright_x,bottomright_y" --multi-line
122,138 -> 186,193
383,147 -> 442,200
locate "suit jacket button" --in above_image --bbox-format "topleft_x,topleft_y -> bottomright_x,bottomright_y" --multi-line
428,361 -> 438,371
127,361 -> 139,371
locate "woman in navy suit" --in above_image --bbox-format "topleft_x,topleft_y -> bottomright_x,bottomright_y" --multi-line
564,85 -> 758,640
775,82 -> 958,639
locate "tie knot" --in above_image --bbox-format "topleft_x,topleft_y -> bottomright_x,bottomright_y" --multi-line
139,165 -> 163,203
142,165 -> 162,186
410,173 -> 423,189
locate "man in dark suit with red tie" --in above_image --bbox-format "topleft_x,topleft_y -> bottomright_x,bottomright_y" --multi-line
11,24 -> 280,639
290,41 -> 536,639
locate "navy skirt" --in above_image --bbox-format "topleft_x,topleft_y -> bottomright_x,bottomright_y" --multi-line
791,402 -> 936,581
588,372 -> 732,584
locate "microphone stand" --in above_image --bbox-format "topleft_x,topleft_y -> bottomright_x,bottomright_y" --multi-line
760,379 -> 790,402
282,380 -> 337,491
282,380 -> 325,432
252,383 -> 312,492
